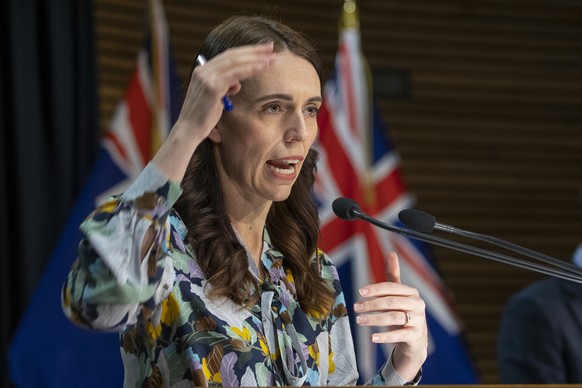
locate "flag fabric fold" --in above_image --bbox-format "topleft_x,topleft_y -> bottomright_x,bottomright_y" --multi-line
315,1 -> 479,383
8,1 -> 181,386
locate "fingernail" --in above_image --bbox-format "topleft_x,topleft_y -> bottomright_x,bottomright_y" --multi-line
356,316 -> 367,324
372,334 -> 380,342
359,288 -> 368,296
354,303 -> 363,311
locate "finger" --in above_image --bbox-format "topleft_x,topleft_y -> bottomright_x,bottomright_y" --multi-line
384,251 -> 401,284
358,281 -> 417,299
356,310 -> 411,327
198,42 -> 275,71
227,82 -> 242,96
354,289 -> 421,313
370,326 -> 421,344
202,43 -> 276,93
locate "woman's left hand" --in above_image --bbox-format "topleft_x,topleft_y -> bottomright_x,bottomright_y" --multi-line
354,252 -> 428,381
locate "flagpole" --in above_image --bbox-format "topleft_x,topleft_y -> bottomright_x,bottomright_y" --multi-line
341,0 -> 376,207
149,0 -> 170,156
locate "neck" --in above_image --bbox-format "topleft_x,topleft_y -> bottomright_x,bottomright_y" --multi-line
219,176 -> 272,265
231,220 -> 265,268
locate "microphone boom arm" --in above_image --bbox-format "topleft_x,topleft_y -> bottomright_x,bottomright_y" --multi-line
434,223 -> 582,277
353,209 -> 582,284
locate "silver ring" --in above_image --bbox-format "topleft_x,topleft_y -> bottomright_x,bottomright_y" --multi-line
403,311 -> 411,327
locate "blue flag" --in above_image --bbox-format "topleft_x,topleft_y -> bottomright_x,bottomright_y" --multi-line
8,1 -> 182,385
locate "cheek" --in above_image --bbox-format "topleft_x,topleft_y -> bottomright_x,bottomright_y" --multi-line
308,122 -> 319,145
230,139 -> 267,166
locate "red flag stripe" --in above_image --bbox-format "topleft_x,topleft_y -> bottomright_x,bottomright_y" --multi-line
125,68 -> 152,165
391,235 -> 455,312
104,131 -> 128,165
318,103 -> 403,215
339,42 -> 358,138
362,222 -> 387,283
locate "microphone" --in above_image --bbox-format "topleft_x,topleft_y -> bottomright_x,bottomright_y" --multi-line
332,197 -> 359,221
399,208 -> 582,278
332,197 -> 582,284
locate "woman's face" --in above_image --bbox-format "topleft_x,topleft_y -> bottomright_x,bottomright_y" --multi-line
210,50 -> 321,206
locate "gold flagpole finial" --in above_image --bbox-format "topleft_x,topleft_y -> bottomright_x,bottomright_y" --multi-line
341,0 -> 359,30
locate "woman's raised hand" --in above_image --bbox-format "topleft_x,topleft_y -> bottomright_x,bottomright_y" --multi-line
153,43 -> 276,181
354,252 -> 428,382
176,42 -> 276,141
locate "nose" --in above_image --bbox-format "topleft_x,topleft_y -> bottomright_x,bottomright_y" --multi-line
284,109 -> 309,143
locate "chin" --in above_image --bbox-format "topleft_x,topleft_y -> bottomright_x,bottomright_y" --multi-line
269,190 -> 293,203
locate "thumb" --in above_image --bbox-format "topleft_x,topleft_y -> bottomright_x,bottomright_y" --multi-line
384,252 -> 401,284
227,81 -> 241,96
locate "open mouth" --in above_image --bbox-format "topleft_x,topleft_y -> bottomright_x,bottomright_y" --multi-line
266,159 -> 299,175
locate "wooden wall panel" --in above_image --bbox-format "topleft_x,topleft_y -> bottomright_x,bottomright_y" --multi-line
94,0 -> 582,383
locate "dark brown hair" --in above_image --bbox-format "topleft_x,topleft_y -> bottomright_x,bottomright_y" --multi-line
174,15 -> 334,316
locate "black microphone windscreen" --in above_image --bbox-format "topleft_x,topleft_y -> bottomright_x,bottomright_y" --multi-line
399,208 -> 436,233
332,197 -> 360,221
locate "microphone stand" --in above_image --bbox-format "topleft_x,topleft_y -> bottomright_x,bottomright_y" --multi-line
352,209 -> 582,284
432,222 -> 582,278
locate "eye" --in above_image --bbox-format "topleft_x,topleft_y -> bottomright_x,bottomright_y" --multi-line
263,103 -> 282,114
304,105 -> 320,117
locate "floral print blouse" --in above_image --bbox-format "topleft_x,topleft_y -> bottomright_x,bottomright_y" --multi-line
62,163 -> 412,387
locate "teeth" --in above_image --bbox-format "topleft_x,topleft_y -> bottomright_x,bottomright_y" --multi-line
268,164 -> 296,175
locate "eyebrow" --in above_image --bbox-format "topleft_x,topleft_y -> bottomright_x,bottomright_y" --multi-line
253,93 -> 322,104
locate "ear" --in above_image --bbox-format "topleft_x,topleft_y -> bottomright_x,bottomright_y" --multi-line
207,126 -> 222,143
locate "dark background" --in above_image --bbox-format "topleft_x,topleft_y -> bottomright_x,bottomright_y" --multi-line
2,0 -> 582,386
1,1 -> 98,387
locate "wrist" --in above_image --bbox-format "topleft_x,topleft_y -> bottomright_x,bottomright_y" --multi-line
392,346 -> 426,383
